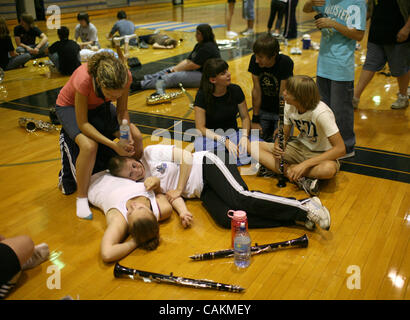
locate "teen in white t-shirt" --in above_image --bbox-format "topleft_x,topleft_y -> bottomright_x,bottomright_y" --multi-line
250,75 -> 346,196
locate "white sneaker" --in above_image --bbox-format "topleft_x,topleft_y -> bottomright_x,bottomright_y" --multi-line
302,197 -> 331,231
226,30 -> 238,38
391,93 -> 409,109
352,96 -> 360,109
241,29 -> 254,36
21,243 -> 49,270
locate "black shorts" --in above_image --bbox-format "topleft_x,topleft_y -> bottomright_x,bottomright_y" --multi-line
228,0 -> 236,3
0,243 -> 21,286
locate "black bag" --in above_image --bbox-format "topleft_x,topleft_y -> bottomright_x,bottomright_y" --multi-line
127,57 -> 141,68
49,107 -> 60,125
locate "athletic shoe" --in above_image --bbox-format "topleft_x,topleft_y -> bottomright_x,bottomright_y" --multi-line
302,197 -> 331,230
226,31 -> 238,38
241,29 -> 254,36
304,220 -> 316,231
391,93 -> 409,109
352,96 -> 360,109
21,243 -> 49,270
296,177 -> 319,196
0,272 -> 21,300
139,41 -> 149,49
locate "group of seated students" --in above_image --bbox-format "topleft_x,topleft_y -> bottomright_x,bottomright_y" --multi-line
0,12 -> 348,299
0,10 -> 179,75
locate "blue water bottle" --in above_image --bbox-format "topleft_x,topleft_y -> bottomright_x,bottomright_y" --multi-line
234,222 -> 251,268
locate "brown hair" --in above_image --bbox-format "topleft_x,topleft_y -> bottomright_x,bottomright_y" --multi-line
285,75 -> 320,111
20,13 -> 35,28
129,212 -> 160,251
88,51 -> 129,90
253,32 -> 280,58
108,156 -> 127,177
0,17 -> 9,38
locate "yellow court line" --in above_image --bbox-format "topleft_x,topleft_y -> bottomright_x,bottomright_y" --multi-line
341,160 -> 410,175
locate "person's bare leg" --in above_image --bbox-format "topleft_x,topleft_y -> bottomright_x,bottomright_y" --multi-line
289,160 -> 338,180
74,134 -> 98,219
397,70 -> 409,96
354,69 -> 376,99
227,2 -> 235,31
1,236 -> 34,268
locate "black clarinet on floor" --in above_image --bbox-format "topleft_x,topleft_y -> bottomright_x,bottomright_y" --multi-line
114,263 -> 244,293
277,95 -> 287,187
190,234 -> 308,261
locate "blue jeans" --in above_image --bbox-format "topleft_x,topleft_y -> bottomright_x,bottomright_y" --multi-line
316,76 -> 355,154
141,67 -> 202,89
4,53 -> 31,70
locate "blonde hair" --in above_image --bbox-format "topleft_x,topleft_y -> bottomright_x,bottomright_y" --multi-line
0,17 -> 9,38
88,51 -> 128,90
285,75 -> 320,111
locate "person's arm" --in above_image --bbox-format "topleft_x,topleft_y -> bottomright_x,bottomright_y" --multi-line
194,106 -> 239,156
251,74 -> 263,132
75,91 -> 134,157
100,213 -> 136,263
169,197 -> 193,228
165,147 -> 193,202
397,17 -> 410,43
14,35 -> 31,52
237,99 -> 251,153
155,194 -> 173,221
171,59 -> 200,72
286,131 -> 346,181
303,0 -> 325,13
36,33 -> 48,49
315,17 -> 365,41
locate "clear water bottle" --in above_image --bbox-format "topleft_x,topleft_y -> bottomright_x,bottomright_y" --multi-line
234,222 -> 251,268
155,77 -> 165,95
120,119 -> 130,143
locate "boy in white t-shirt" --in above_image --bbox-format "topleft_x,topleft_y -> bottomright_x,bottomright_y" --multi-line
250,75 -> 346,196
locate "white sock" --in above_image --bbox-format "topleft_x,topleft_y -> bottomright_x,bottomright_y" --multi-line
76,197 -> 93,220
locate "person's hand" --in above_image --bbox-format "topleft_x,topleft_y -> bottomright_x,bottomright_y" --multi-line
397,27 -> 410,43
114,140 -> 135,157
272,140 -> 284,160
311,0 -> 326,6
315,17 -> 335,30
225,138 -> 239,157
144,177 -> 160,191
287,162 -> 309,182
238,135 -> 248,154
180,211 -> 193,228
166,189 -> 183,203
29,47 -> 39,55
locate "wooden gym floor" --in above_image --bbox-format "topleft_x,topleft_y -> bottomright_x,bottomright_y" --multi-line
0,0 -> 409,300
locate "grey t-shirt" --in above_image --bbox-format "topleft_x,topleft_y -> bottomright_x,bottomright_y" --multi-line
110,19 -> 136,36
75,23 -> 99,44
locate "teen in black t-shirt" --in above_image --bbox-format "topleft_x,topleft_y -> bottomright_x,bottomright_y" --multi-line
194,58 -> 254,165
248,33 -> 293,142
0,17 -> 31,70
131,24 -> 221,90
47,26 -> 81,75
13,13 -> 48,58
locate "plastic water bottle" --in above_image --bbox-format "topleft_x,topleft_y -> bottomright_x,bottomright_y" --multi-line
120,119 -> 130,143
155,77 -> 165,95
227,210 -> 248,248
234,222 -> 251,268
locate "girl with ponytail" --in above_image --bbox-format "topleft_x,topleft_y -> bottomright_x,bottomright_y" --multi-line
55,51 -> 143,220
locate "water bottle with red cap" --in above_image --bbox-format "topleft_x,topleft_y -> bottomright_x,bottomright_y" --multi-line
227,210 -> 248,248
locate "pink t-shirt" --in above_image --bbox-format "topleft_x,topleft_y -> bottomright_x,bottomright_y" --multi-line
56,63 -> 132,109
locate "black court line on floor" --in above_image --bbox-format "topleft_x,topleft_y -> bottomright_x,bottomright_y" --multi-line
1,30 -> 409,184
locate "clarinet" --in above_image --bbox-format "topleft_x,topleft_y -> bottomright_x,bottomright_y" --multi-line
114,263 -> 245,293
277,95 -> 287,187
190,234 -> 308,261
178,82 -> 194,109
